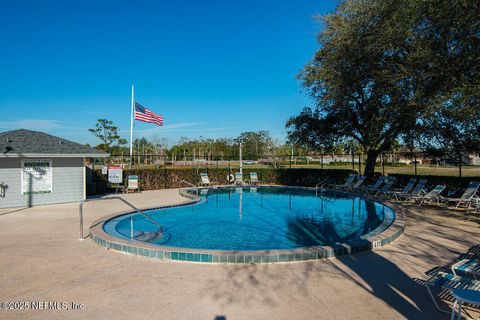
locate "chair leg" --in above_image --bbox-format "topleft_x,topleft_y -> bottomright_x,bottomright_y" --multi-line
451,299 -> 458,320
426,286 -> 451,314
456,301 -> 462,320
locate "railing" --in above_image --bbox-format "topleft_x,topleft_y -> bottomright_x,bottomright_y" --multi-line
178,180 -> 199,198
315,179 -> 331,196
78,196 -> 162,240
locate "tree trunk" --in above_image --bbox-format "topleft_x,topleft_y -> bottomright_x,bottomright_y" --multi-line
363,150 -> 379,181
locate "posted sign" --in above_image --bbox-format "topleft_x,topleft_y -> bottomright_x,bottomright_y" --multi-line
21,159 -> 53,195
108,166 -> 123,184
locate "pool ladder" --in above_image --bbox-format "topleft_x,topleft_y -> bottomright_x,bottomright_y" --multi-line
78,196 -> 162,240
315,179 -> 335,196
178,180 -> 199,198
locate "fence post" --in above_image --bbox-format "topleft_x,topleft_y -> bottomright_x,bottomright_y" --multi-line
321,154 -> 324,170
381,153 -> 385,176
351,151 -> 355,172
164,155 -> 167,189
459,154 -> 462,178
414,153 -> 417,177
358,154 -> 362,176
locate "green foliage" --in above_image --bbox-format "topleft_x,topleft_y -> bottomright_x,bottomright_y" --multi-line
89,119 -> 124,153
91,168 -> 354,193
235,131 -> 274,159
167,131 -> 277,160
287,0 -> 480,178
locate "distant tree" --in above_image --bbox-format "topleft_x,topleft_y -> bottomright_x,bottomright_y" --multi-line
88,119 -> 123,153
235,131 -> 273,159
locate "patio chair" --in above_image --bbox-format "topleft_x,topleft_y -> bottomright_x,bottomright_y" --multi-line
393,179 -> 427,201
126,175 -> 140,193
248,172 -> 259,185
424,272 -> 480,314
372,177 -> 397,197
333,174 -> 357,190
198,173 -> 218,187
235,172 -> 245,186
452,258 -> 480,280
363,176 -> 386,193
345,176 -> 366,192
384,178 -> 416,199
441,181 -> 480,209
410,184 -> 446,206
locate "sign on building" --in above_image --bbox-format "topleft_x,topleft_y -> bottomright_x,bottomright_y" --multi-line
101,166 -> 108,174
21,159 -> 53,195
108,166 -> 123,184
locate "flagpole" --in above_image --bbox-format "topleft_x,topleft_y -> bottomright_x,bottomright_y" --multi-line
129,84 -> 134,169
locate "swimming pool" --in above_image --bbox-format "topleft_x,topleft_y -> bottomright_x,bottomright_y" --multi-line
97,186 -> 400,260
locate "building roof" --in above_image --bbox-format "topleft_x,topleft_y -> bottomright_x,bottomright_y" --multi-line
0,129 -> 109,158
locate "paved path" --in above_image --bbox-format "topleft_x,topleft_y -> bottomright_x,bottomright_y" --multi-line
0,189 -> 479,320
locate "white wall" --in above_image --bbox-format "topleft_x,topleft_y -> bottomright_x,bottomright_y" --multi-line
0,157 -> 84,208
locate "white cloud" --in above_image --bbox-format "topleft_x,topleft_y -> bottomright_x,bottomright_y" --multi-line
0,119 -> 64,130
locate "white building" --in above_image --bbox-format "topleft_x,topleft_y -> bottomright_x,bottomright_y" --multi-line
0,129 -> 108,208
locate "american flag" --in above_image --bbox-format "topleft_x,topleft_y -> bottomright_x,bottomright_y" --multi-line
134,102 -> 163,126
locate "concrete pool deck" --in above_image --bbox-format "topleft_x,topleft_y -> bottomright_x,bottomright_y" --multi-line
0,189 -> 479,320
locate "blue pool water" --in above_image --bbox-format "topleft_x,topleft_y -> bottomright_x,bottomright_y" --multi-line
103,187 -> 395,251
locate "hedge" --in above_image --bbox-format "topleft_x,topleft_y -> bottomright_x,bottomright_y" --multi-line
90,168 -> 355,194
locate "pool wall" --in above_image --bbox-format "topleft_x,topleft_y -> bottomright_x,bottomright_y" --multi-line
89,186 -> 406,264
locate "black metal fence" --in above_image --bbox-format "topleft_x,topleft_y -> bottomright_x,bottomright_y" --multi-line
89,151 -> 480,178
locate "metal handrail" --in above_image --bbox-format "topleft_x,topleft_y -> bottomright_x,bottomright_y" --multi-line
79,196 -> 162,240
315,179 -> 329,196
178,180 -> 199,196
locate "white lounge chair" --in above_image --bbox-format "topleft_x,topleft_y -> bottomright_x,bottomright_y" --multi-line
372,178 -> 397,197
334,174 -> 357,190
345,176 -> 366,192
198,173 -> 217,187
248,172 -> 259,185
394,179 -> 427,201
363,176 -> 386,193
127,175 -> 140,193
234,172 -> 244,186
385,178 -> 417,199
442,181 -> 480,209
410,184 -> 446,205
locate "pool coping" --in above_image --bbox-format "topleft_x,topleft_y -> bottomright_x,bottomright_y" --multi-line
89,185 -> 407,264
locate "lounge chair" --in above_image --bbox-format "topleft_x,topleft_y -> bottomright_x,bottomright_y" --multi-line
442,181 -> 480,209
363,176 -> 386,193
393,179 -> 427,201
452,258 -> 480,280
384,178 -> 416,199
248,172 -> 259,185
410,184 -> 446,205
127,175 -> 140,193
235,172 -> 244,186
372,178 -> 397,197
424,272 -> 480,314
198,173 -> 218,187
334,174 -> 357,190
345,176 -> 366,192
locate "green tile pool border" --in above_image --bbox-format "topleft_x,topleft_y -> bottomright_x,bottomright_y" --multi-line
89,185 -> 406,264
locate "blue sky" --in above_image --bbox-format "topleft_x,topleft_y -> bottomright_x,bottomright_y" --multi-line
0,0 -> 338,146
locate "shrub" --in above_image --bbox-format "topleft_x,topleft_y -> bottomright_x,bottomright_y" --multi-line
90,168 -> 355,194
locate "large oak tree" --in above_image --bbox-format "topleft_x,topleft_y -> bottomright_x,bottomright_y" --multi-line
287,0 -> 480,178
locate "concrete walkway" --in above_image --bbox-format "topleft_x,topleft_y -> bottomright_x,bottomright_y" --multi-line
0,189 -> 479,320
